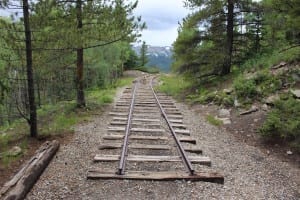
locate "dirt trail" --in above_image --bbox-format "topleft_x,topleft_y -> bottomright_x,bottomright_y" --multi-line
25,73 -> 299,200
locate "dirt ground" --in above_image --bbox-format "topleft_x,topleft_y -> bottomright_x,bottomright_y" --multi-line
0,133 -> 73,188
191,103 -> 300,168
1,71 -> 299,199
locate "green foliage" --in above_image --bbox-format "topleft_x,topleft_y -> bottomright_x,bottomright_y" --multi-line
0,133 -> 10,152
260,97 -> 300,150
139,41 -> 149,67
114,77 -> 134,88
124,48 -> 139,70
206,115 -> 223,126
157,75 -> 192,97
87,89 -> 114,105
189,90 -> 234,107
234,78 -> 258,100
241,47 -> 300,71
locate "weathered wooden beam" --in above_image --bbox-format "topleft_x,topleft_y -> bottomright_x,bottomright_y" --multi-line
108,127 -> 165,133
94,155 -> 211,166
102,135 -> 197,144
87,170 -> 224,184
0,140 -> 60,200
99,143 -> 170,150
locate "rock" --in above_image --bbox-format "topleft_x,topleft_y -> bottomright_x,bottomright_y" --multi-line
218,108 -> 231,118
267,150 -> 270,155
286,150 -> 293,155
223,88 -> 233,95
291,89 -> 300,99
265,95 -> 280,105
234,98 -> 240,107
7,146 -> 22,157
291,73 -> 300,82
254,119 -> 259,122
222,118 -> 231,125
251,105 -> 258,110
261,104 -> 269,111
216,117 -> 231,125
245,72 -> 257,80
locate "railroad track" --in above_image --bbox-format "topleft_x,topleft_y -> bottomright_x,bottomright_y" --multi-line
87,75 -> 224,183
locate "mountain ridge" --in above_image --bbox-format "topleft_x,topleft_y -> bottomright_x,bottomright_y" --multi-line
132,45 -> 173,72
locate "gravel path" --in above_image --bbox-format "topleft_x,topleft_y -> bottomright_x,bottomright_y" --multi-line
26,85 -> 300,199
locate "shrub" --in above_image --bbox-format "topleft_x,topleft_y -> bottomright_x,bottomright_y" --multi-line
158,75 -> 192,97
260,98 -> 300,150
233,77 -> 257,99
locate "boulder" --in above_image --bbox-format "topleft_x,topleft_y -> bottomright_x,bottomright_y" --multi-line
221,118 -> 232,125
223,88 -> 233,95
234,98 -> 240,107
265,95 -> 280,105
261,104 -> 269,111
216,117 -> 231,125
218,108 -> 231,118
7,146 -> 22,157
245,72 -> 257,80
291,89 -> 300,99
291,73 -> 300,82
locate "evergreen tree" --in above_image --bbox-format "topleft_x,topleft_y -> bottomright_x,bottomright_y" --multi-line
139,41 -> 148,66
173,0 -> 266,81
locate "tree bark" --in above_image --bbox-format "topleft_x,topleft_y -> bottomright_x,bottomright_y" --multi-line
76,0 -> 86,107
22,0 -> 38,137
221,0 -> 234,75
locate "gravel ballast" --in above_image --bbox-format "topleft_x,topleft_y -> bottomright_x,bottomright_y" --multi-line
26,86 -> 300,200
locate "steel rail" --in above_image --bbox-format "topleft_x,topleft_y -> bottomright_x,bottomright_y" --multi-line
117,81 -> 137,175
150,77 -> 195,175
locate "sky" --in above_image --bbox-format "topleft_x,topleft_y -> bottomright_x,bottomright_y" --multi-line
0,0 -> 190,47
133,0 -> 190,47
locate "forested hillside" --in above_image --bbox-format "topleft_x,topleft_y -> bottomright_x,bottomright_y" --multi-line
167,0 -> 300,151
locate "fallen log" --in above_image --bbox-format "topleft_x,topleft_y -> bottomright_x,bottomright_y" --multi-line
0,140 -> 60,200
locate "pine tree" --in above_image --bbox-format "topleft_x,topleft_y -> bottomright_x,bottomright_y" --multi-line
139,41 -> 148,67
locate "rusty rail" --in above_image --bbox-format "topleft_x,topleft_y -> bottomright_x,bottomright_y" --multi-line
117,81 -> 137,175
150,77 -> 195,175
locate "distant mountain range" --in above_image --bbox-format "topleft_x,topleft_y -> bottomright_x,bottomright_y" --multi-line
132,45 -> 173,72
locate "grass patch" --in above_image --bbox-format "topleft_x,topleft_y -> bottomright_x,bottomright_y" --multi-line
242,47 -> 300,71
113,77 -> 134,88
157,74 -> 192,97
0,76 -> 134,167
206,115 -> 223,126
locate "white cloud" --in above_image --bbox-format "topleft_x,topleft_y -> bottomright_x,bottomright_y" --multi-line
133,0 -> 190,46
137,26 -> 179,46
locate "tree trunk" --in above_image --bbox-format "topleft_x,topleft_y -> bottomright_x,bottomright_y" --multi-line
22,0 -> 37,137
76,0 -> 85,107
222,0 -> 234,75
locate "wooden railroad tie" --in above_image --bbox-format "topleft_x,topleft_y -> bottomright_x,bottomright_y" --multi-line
87,170 -> 224,184
98,142 -> 202,154
102,135 -> 197,144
